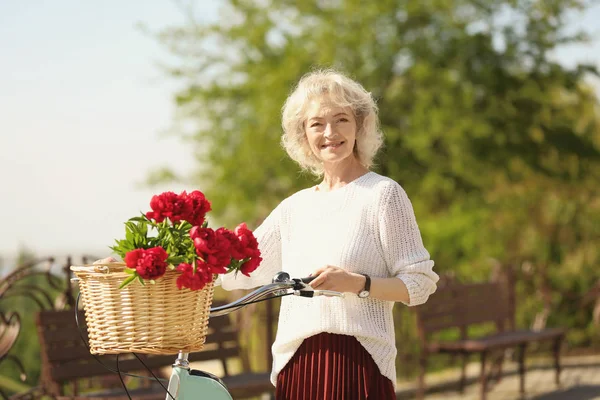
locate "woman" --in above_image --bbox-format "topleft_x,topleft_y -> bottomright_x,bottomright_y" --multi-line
220,69 -> 439,399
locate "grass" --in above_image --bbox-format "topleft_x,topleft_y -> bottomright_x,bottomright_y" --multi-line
0,374 -> 31,395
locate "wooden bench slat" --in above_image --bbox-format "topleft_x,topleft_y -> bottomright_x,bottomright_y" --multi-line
50,357 -> 154,381
419,315 -> 462,332
189,347 -> 240,363
42,328 -> 89,343
205,330 -> 238,344
44,344 -> 96,363
428,328 -> 566,353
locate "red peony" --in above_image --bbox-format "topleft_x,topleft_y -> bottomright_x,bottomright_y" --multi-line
189,226 -> 232,274
145,192 -> 191,224
240,256 -> 262,277
145,190 -> 212,227
216,227 -> 246,260
234,223 -> 262,277
124,247 -> 168,280
176,261 -> 213,291
182,190 -> 212,226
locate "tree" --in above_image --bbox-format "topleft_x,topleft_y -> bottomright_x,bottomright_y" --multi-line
153,0 -> 600,367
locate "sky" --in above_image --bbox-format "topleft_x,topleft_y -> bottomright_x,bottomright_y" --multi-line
0,1 -> 599,263
0,1 -> 220,260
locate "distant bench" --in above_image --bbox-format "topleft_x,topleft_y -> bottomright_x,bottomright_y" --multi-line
414,277 -> 566,400
34,303 -> 273,399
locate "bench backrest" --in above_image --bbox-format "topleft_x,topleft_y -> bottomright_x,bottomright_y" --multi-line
414,279 -> 511,340
36,301 -> 242,390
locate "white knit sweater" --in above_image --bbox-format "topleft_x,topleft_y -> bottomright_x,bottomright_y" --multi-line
220,171 -> 438,388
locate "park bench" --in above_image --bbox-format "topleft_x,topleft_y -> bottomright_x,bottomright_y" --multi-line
414,277 -> 566,400
34,304 -> 273,399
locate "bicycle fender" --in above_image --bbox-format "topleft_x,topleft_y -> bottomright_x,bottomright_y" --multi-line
167,367 -> 233,400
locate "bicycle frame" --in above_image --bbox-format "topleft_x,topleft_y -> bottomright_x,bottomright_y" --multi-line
165,353 -> 232,399
163,273 -> 343,399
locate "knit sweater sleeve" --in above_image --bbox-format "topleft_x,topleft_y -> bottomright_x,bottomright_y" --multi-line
219,202 -> 283,291
378,182 -> 439,306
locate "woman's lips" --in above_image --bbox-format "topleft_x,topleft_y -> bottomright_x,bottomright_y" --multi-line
321,141 -> 344,149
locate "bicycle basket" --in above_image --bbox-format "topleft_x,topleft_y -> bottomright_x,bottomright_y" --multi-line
70,262 -> 214,355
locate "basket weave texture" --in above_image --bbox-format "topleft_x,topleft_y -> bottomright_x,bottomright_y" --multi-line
71,263 -> 214,355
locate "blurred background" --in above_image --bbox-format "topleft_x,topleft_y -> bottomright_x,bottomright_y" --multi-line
1,0 -> 599,398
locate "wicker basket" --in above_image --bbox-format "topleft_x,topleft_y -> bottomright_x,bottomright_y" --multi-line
71,262 -> 214,355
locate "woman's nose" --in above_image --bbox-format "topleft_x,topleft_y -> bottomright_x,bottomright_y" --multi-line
323,123 -> 334,137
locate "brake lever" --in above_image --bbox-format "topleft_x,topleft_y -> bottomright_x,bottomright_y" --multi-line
293,289 -> 345,298
294,276 -> 344,298
292,277 -> 313,290
272,273 -> 342,297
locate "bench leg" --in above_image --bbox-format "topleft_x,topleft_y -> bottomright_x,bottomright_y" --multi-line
518,343 -> 527,395
459,352 -> 467,393
554,336 -> 563,386
493,351 -> 505,384
479,351 -> 488,400
417,353 -> 427,400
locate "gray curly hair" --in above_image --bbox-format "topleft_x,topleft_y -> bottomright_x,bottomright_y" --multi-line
281,69 -> 383,175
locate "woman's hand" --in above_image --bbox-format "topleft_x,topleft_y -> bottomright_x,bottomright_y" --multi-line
309,265 -> 365,294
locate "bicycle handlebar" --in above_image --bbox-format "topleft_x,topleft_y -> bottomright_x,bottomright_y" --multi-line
209,273 -> 343,318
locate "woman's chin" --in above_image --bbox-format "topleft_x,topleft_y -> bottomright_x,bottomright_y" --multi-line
318,152 -> 356,165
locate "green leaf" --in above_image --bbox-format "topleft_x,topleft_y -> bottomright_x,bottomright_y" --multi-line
124,268 -> 136,275
125,229 -> 133,243
119,274 -> 137,289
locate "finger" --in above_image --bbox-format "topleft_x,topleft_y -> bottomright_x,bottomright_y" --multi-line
310,266 -> 328,277
309,272 -> 328,288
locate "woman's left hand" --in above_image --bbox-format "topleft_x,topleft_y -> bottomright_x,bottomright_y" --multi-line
309,265 -> 365,294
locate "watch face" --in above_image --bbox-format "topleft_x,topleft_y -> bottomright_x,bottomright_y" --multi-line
358,290 -> 370,298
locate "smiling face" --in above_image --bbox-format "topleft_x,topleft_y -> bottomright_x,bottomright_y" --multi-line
304,96 -> 358,166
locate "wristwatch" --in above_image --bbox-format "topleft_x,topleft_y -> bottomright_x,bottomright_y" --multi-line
358,274 -> 371,298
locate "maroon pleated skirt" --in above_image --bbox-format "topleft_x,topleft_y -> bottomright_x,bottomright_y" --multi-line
275,332 -> 396,400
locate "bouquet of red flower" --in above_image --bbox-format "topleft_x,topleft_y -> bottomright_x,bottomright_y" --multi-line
110,190 -> 261,291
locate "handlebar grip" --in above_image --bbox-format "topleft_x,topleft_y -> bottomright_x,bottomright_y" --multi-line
300,276 -> 317,284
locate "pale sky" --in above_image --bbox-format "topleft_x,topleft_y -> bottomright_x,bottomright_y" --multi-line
0,1 -> 599,261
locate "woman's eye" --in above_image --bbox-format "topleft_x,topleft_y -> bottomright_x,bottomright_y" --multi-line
310,122 -> 322,127
337,118 -> 349,123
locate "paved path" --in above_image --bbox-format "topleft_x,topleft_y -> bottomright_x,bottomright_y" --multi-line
396,355 -> 600,400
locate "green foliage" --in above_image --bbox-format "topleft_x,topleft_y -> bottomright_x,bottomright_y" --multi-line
153,0 -> 600,376
111,215 -> 198,266
110,214 -> 199,288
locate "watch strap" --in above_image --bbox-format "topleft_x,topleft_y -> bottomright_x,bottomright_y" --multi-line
360,274 -> 371,292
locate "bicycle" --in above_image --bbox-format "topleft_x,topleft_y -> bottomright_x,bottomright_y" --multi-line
74,271 -> 343,400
